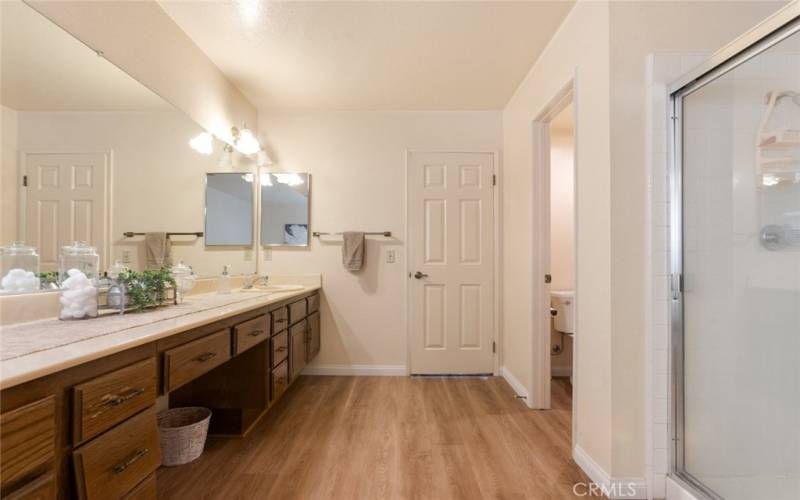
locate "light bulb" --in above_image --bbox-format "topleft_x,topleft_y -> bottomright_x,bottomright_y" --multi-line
235,128 -> 261,155
273,173 -> 304,186
189,132 -> 214,155
260,173 -> 273,186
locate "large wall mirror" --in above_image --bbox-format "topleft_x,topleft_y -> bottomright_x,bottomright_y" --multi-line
260,172 -> 310,247
0,1 -> 257,294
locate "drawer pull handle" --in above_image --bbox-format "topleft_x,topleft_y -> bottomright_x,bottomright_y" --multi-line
248,329 -> 265,337
89,387 -> 146,418
276,346 -> 288,352
275,318 -> 287,324
113,448 -> 149,474
193,352 -> 217,363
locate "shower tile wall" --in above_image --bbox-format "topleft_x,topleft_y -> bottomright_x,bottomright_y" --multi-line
649,43 -> 800,500
647,52 -> 706,500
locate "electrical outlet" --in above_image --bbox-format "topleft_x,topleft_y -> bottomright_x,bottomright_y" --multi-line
121,250 -> 131,265
386,249 -> 396,264
263,247 -> 272,261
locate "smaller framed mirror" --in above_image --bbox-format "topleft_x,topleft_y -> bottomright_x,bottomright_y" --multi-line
260,172 -> 310,247
205,173 -> 254,246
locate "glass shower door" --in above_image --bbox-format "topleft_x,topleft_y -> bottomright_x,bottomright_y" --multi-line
673,23 -> 800,500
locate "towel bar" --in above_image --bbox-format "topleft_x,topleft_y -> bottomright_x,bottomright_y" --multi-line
123,232 -> 204,238
312,231 -> 391,237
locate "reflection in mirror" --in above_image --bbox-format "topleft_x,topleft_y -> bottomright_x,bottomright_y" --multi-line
205,174 -> 254,246
260,173 -> 310,247
0,1 -> 256,294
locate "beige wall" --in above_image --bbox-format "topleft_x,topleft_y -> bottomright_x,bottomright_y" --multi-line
607,0 -> 786,477
257,111 -> 502,369
14,111 -> 257,277
26,0 -> 256,142
1,106 -> 18,244
503,1 -> 612,469
503,0 -> 785,481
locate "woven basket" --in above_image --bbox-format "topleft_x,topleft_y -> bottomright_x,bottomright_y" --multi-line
157,407 -> 212,466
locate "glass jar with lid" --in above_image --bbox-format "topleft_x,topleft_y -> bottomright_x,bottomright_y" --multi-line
171,260 -> 196,303
0,242 -> 40,293
59,241 -> 100,284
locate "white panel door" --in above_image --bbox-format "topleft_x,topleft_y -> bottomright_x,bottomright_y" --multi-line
408,152 -> 494,374
22,153 -> 108,272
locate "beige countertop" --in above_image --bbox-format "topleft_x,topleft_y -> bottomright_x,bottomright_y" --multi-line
0,285 -> 320,390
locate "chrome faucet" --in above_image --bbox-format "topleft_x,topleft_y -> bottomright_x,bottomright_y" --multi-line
242,273 -> 269,290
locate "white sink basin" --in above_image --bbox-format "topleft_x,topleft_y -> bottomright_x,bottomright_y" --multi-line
239,284 -> 305,293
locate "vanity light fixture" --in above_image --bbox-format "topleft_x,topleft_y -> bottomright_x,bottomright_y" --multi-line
234,128 -> 261,155
189,132 -> 214,155
218,143 -> 235,168
256,149 -> 273,167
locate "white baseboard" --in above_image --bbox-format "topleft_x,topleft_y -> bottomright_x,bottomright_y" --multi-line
499,366 -> 530,403
666,476 -> 699,500
551,366 -> 573,377
302,364 -> 407,376
573,446 -> 648,499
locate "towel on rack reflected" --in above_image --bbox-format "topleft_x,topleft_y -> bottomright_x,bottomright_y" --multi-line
145,232 -> 172,270
342,232 -> 365,272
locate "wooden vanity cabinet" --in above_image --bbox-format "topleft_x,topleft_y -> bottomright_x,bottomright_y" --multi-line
289,320 -> 308,380
307,311 -> 321,362
0,396 -> 55,496
0,290 -> 321,499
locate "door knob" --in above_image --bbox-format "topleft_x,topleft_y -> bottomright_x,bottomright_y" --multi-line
413,271 -> 429,279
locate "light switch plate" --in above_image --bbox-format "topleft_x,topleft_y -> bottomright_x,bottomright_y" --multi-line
386,249 -> 396,263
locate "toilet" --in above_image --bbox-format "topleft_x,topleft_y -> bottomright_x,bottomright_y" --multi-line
550,290 -> 575,335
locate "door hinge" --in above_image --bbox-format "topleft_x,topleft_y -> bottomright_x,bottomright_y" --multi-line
22,175 -> 28,187
492,174 -> 496,186
492,341 -> 496,353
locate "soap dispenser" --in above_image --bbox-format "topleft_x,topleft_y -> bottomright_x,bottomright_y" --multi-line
218,264 -> 232,295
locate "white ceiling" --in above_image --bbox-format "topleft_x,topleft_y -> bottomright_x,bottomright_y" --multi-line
159,1 -> 575,111
1,1 -> 172,112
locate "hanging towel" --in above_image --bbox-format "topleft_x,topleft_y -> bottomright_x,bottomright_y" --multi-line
341,231 -> 365,272
145,232 -> 172,270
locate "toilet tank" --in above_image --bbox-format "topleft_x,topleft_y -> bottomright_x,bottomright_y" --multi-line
551,290 -> 575,334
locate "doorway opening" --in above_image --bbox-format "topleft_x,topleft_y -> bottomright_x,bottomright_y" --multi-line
547,103 -> 575,424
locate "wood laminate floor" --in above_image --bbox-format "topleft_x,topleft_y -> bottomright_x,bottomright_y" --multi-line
158,376 -> 590,499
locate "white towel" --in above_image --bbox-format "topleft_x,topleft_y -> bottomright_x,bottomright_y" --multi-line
341,232 -> 365,272
145,232 -> 172,270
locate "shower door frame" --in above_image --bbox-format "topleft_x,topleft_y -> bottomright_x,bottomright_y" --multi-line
668,6 -> 800,499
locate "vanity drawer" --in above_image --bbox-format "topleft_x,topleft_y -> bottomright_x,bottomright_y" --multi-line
307,293 -> 319,314
271,307 -> 289,334
289,320 -> 308,380
73,358 -> 157,444
0,396 -> 55,492
233,314 -> 269,355
73,407 -> 160,500
271,330 -> 289,368
4,473 -> 55,500
164,329 -> 231,392
271,360 -> 289,402
288,299 -> 307,325
121,473 -> 156,500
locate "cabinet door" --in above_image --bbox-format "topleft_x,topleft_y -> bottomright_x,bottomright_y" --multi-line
289,320 -> 307,381
307,312 -> 320,362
